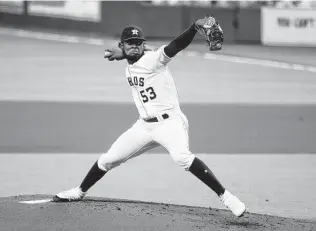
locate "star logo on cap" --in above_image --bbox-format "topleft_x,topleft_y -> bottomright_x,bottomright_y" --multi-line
132,29 -> 139,35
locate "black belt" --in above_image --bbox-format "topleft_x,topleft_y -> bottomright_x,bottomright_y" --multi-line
144,113 -> 169,122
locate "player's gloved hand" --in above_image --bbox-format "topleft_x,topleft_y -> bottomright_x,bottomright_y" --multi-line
195,15 -> 224,51
104,48 -> 125,61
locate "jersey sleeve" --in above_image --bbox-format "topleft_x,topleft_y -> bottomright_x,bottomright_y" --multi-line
156,45 -> 172,66
143,45 -> 172,71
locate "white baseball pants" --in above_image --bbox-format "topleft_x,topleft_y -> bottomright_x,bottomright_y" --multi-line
97,111 -> 195,171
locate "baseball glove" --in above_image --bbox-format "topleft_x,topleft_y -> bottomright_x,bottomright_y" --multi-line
195,15 -> 224,51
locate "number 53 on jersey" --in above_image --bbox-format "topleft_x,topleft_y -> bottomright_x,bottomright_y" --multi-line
140,87 -> 156,103
128,76 -> 157,103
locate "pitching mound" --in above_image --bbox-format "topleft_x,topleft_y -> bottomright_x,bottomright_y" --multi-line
1,195 -> 315,231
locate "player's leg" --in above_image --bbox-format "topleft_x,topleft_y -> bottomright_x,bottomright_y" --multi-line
53,161 -> 105,202
154,113 -> 246,217
54,120 -> 157,202
153,113 -> 224,194
188,157 -> 246,217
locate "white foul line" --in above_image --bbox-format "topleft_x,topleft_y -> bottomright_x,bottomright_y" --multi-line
19,199 -> 52,204
201,52 -> 316,73
1,27 -> 316,73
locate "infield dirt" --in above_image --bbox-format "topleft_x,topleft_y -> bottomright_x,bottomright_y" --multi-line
1,195 -> 315,231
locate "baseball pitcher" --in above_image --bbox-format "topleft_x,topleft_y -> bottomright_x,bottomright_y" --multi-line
53,15 -> 246,217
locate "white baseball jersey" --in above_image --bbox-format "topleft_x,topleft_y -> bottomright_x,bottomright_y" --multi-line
125,45 -> 180,119
97,45 -> 195,172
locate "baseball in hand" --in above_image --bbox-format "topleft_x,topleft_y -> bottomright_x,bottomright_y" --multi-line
104,51 -> 112,58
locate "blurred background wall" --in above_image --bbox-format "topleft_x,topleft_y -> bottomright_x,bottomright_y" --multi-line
0,0 -> 316,46
1,0 -> 315,46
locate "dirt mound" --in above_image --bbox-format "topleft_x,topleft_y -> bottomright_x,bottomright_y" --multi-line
1,195 -> 315,231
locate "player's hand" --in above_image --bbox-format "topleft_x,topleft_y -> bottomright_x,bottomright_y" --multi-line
104,48 -> 125,61
195,15 -> 224,51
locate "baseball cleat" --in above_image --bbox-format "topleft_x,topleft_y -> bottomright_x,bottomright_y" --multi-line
219,190 -> 246,217
53,186 -> 86,202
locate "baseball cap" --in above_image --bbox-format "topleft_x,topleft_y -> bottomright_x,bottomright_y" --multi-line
120,25 -> 146,42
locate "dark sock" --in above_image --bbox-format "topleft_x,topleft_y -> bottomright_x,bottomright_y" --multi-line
79,161 -> 106,192
189,157 -> 225,196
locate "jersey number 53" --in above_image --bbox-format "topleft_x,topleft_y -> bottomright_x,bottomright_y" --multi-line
128,77 -> 157,103
140,87 -> 156,103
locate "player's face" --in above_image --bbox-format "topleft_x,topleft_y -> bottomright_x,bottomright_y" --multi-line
121,39 -> 145,63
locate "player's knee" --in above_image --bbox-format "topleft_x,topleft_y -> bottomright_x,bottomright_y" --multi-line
171,152 -> 195,171
97,153 -> 124,172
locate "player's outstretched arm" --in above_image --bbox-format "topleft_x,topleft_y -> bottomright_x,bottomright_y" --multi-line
163,23 -> 197,58
104,23 -> 199,61
164,15 -> 223,57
